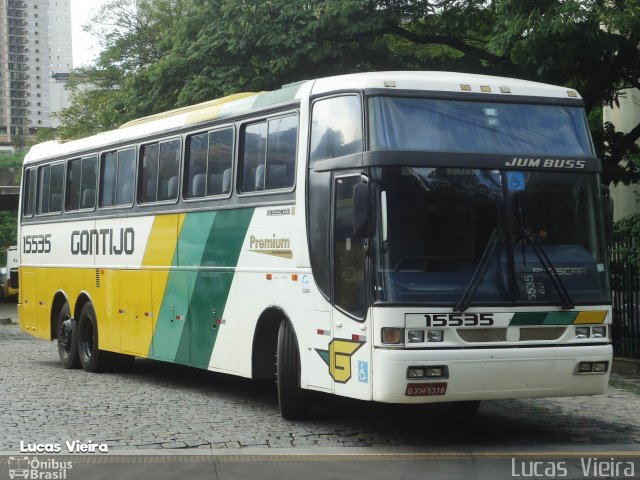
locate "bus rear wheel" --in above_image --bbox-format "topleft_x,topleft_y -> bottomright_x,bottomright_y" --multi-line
57,302 -> 80,369
276,320 -> 308,420
77,302 -> 114,372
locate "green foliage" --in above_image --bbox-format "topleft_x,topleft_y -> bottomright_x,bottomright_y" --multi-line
0,211 -> 17,251
28,129 -> 59,146
613,212 -> 640,265
615,213 -> 640,239
0,151 -> 26,169
57,0 -> 640,186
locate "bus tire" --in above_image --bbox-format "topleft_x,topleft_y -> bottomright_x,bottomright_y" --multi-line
77,302 -> 114,373
277,319 -> 308,420
451,400 -> 481,413
57,302 -> 80,369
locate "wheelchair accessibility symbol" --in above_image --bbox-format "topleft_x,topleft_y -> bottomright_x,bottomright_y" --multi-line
507,171 -> 526,191
358,360 -> 369,384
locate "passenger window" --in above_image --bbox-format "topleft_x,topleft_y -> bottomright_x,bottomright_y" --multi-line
185,127 -> 233,198
140,138 -> 181,203
66,155 -> 97,211
241,122 -> 267,193
23,168 -> 35,217
310,96 -> 362,164
240,114 -> 297,193
116,149 -> 135,205
37,163 -> 64,214
100,148 -> 135,207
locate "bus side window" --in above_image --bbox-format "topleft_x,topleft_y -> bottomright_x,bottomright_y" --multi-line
23,168 -> 35,217
265,115 -> 297,190
185,133 -> 208,198
207,128 -> 233,196
100,152 -> 116,207
100,148 -> 135,208
140,143 -> 159,203
37,163 -> 64,214
310,96 -> 362,164
140,138 -> 180,203
66,155 -> 97,211
116,148 -> 135,205
240,114 -> 297,193
241,122 -> 267,193
158,139 -> 181,201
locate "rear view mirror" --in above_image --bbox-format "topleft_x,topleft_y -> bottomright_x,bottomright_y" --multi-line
353,182 -> 376,238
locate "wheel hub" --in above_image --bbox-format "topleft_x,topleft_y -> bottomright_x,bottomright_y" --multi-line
59,318 -> 73,351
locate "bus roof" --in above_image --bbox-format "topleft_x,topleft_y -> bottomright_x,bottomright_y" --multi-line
24,71 -> 580,165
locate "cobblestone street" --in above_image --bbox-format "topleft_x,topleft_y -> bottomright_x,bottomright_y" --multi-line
1,323 -> 640,452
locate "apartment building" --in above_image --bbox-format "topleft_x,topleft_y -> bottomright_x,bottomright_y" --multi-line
0,0 -> 72,146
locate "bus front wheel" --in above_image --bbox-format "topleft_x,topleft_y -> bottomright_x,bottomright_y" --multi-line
276,320 -> 308,420
77,302 -> 114,373
57,302 -> 80,369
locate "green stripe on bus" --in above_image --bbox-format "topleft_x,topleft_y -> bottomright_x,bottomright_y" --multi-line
543,311 -> 578,325
180,208 -> 254,368
149,212 -> 217,363
509,312 -> 547,326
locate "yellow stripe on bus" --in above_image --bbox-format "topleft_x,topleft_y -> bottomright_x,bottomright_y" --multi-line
574,310 -> 607,324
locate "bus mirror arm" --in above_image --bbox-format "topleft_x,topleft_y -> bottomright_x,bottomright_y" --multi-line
353,182 -> 377,239
601,184 -> 614,244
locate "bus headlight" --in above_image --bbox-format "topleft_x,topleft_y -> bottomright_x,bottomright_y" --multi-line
591,326 -> 606,338
407,330 -> 425,343
382,328 -> 404,345
425,366 -> 446,378
575,327 -> 590,339
406,365 -> 448,379
427,330 -> 444,342
576,362 -> 593,373
593,361 -> 608,373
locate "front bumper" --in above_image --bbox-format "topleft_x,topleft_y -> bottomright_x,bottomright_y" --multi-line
372,344 -> 612,403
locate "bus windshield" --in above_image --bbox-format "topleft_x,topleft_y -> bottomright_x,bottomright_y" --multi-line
373,167 -> 610,306
368,97 -> 593,156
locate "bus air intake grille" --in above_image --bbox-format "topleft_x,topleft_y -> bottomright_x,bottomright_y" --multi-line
519,327 -> 565,341
457,328 -> 507,342
95,269 -> 100,288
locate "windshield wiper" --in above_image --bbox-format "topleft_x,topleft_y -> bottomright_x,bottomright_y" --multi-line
520,228 -> 574,310
454,227 -> 503,312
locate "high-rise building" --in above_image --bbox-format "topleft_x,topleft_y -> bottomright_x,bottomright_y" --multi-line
0,0 -> 73,146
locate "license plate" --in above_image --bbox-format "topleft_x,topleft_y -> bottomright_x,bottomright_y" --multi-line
405,382 -> 448,396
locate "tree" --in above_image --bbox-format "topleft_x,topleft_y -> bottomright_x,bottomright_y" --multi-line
60,0 -> 640,185
0,211 -> 18,250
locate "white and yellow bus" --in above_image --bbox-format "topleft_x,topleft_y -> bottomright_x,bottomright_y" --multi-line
19,72 -> 613,418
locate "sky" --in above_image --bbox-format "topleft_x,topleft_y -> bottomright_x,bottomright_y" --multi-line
70,0 -> 109,68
